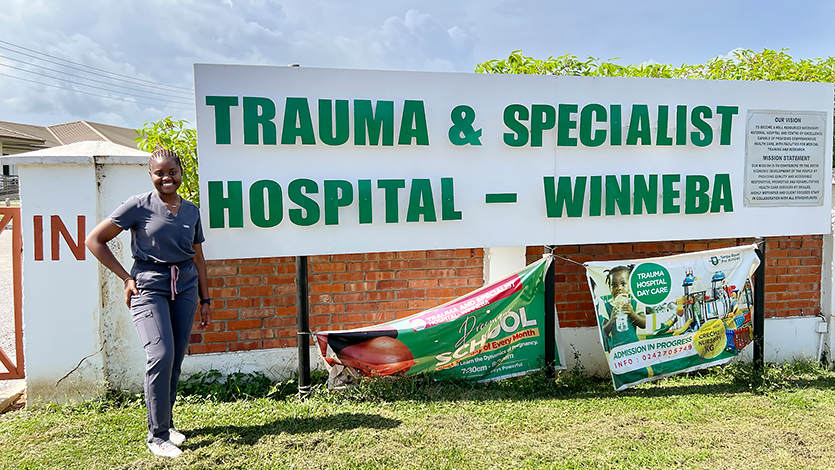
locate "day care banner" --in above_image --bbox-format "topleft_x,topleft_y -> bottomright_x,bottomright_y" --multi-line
585,245 -> 760,391
316,256 -> 565,383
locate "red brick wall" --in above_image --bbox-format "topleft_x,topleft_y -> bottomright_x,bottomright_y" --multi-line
190,249 -> 484,354
190,236 -> 822,354
527,236 -> 823,328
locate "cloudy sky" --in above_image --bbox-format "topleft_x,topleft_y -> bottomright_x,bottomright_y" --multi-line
1,0 -> 833,129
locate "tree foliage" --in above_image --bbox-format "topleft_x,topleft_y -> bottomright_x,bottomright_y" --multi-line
476,49 -> 835,164
475,48 -> 835,82
134,117 -> 200,205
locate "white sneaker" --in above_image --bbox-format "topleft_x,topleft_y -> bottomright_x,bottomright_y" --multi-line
169,428 -> 187,446
147,439 -> 182,458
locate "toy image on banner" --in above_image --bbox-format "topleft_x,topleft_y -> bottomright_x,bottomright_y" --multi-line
316,256 -> 565,385
585,245 -> 760,391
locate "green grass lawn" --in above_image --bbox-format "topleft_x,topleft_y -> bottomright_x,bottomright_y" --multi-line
2,362 -> 835,469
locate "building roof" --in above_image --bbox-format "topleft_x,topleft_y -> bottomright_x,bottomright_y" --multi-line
0,124 -> 38,141
0,120 -> 139,154
0,122 -> 56,147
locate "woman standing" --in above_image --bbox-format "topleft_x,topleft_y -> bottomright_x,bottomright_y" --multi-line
86,149 -> 211,458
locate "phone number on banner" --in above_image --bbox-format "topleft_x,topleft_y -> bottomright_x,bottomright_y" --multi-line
609,335 -> 697,374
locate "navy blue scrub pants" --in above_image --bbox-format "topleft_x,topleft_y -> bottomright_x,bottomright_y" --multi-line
130,261 -> 198,444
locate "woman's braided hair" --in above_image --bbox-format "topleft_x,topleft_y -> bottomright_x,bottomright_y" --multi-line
148,148 -> 183,172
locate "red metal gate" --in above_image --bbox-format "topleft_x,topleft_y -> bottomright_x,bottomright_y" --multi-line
0,207 -> 23,379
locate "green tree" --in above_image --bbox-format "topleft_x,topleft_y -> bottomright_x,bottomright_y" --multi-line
134,117 -> 200,204
477,49 -> 835,163
476,48 -> 835,81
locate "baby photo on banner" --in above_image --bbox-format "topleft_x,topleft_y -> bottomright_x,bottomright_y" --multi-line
316,256 -> 566,388
585,245 -> 760,391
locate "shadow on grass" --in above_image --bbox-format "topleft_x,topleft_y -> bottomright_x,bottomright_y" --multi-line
184,412 -> 401,447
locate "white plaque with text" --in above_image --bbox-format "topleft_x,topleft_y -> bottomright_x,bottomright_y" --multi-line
745,111 -> 826,206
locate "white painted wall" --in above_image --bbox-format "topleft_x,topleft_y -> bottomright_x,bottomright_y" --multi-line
7,144 -> 149,403
483,246 -> 527,283
180,347 -> 325,384
94,161 -> 152,392
762,316 -> 827,363
17,160 -> 106,403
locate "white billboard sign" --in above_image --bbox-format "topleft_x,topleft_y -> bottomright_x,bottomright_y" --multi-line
194,65 -> 833,259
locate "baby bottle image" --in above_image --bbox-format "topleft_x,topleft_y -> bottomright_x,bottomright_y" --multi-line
614,294 -> 630,332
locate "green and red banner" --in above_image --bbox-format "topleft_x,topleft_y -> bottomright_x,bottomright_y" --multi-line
586,245 -> 761,391
316,256 -> 564,383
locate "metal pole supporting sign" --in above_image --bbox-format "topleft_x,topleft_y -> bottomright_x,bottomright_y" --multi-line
544,248 -> 556,379
296,255 -> 311,399
753,238 -> 766,375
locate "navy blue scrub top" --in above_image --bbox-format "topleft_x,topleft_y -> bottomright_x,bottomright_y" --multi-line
109,191 -> 205,265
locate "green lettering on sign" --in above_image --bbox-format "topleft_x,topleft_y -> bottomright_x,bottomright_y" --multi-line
281,97 -> 315,145
243,97 -> 277,145
531,104 -> 555,147
407,179 -> 437,222
249,180 -> 283,228
662,174 -> 680,214
319,99 -> 350,146
609,104 -> 622,146
441,177 -> 462,221
398,100 -> 429,145
605,175 -> 630,216
378,179 -> 406,223
633,175 -> 658,215
355,100 -> 394,146
656,105 -> 673,146
589,176 -> 602,217
716,106 -> 738,145
358,179 -> 373,224
626,104 -> 650,145
676,105 -> 687,145
580,104 -> 606,147
325,180 -> 354,225
503,104 -> 529,147
685,175 -> 710,214
557,104 -> 578,147
711,174 -> 733,213
205,96 -> 238,145
448,105 -> 482,146
208,181 -> 244,228
324,180 -> 354,225
544,176 -> 586,218
288,179 -> 320,226
690,106 -> 713,147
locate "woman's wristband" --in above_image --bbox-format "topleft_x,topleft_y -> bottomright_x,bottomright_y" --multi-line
200,298 -> 212,305
124,277 -> 134,283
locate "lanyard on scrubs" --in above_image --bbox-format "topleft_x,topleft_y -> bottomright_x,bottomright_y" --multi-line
169,265 -> 179,300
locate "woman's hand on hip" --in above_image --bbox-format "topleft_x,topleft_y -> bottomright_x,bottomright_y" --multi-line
124,278 -> 139,307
